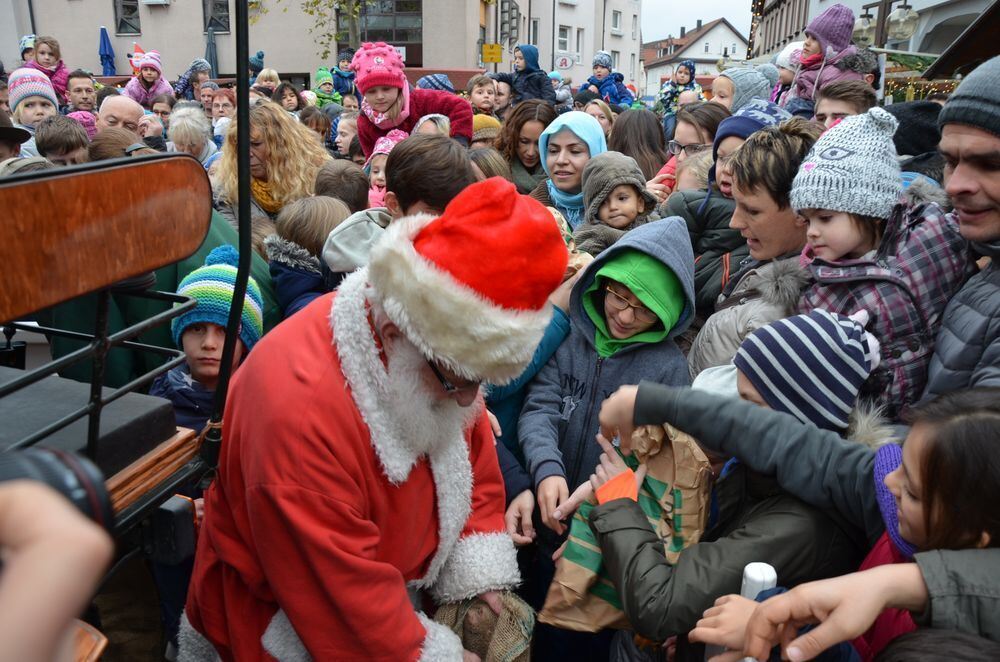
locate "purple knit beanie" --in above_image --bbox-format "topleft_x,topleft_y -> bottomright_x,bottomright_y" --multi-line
806,3 -> 856,57
873,443 -> 917,558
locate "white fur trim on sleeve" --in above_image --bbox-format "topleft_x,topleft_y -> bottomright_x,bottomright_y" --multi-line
367,213 -> 553,385
417,612 -> 464,662
430,532 -> 521,604
261,609 -> 312,661
176,612 -> 222,662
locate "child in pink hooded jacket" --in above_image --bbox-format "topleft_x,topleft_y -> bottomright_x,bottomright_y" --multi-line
124,51 -> 175,109
785,3 -> 864,117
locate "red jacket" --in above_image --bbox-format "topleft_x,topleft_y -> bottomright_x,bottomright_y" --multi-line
850,533 -> 917,660
357,88 -> 473,157
183,283 -> 518,661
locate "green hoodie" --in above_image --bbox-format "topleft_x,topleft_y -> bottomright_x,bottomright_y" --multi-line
582,248 -> 685,357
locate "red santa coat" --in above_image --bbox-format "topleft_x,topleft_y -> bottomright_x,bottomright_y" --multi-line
181,273 -> 519,661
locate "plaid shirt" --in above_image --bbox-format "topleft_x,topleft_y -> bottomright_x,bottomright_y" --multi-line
798,203 -> 975,419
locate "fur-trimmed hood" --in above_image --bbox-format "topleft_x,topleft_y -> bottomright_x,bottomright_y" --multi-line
264,235 -> 321,273
844,401 -> 897,449
902,176 -> 950,210
755,257 -> 811,309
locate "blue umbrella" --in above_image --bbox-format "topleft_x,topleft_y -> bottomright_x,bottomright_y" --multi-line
205,28 -> 218,79
99,26 -> 116,76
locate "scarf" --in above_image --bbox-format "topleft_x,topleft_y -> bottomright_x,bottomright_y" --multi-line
872,443 -> 917,559
546,181 -> 585,230
361,84 -> 411,130
798,52 -> 824,69
250,178 -> 283,214
510,158 -> 545,195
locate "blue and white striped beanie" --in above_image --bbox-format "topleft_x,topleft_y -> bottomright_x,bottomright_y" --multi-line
733,309 -> 881,431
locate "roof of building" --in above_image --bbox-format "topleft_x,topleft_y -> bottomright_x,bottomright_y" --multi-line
641,18 -> 749,66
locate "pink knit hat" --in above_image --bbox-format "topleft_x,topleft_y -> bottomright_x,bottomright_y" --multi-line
137,50 -> 163,75
365,129 -> 408,167
805,3 -> 855,57
351,42 -> 406,94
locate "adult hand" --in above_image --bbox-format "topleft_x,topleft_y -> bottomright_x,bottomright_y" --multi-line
549,269 -> 583,313
504,490 -> 536,545
689,594 -> 760,654
537,475 -> 569,534
646,173 -> 674,204
478,590 -> 504,616
597,385 -> 639,455
463,650 -> 482,662
737,565 -> 927,661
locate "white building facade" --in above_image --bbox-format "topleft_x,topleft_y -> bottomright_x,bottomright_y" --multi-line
641,18 -> 748,97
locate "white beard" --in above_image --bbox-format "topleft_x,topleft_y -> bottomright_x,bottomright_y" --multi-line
382,340 -> 482,458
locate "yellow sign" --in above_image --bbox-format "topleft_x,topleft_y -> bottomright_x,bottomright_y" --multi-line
482,43 -> 503,63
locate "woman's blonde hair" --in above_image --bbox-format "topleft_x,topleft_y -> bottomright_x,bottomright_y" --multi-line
215,101 -> 330,207
585,100 -> 615,131
255,68 -> 281,86
275,196 -> 352,256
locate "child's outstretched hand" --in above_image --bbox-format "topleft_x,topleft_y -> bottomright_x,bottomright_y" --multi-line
537,475 -> 569,534
504,490 -> 536,546
688,594 -> 760,659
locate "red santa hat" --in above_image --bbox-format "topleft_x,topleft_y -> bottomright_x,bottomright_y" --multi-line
367,177 -> 569,384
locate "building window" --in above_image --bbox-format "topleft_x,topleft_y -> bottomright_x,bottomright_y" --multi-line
531,18 -> 540,45
612,10 -> 622,30
558,25 -> 570,52
630,53 -> 635,79
115,0 -> 140,34
576,28 -> 584,56
632,14 -> 638,39
611,50 -> 620,69
704,41 -> 710,53
204,0 -> 230,32
732,42 -> 737,54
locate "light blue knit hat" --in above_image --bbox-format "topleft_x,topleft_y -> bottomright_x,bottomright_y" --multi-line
171,245 -> 264,352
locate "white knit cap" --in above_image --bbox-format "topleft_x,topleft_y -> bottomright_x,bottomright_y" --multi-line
791,107 -> 902,218
775,41 -> 803,70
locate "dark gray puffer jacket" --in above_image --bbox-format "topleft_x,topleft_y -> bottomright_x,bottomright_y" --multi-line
922,237 -> 1000,398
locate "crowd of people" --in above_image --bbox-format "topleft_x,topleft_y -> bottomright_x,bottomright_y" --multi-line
2,3 -> 1000,660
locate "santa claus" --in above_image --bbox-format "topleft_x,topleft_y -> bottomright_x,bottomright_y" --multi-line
178,177 -> 569,660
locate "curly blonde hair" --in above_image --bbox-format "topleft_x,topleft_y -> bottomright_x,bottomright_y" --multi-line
215,100 -> 330,207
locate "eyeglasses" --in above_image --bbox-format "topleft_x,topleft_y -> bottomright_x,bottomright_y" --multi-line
605,286 -> 658,324
426,357 -> 480,394
667,140 -> 710,156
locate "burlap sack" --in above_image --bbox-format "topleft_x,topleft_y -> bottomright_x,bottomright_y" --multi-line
433,591 -> 535,662
537,424 -> 713,632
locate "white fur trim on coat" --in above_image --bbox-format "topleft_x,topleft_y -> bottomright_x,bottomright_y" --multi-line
261,609 -> 312,661
331,271 -> 473,589
417,612 -> 464,662
430,532 -> 521,603
367,213 -> 553,385
176,612 -> 221,662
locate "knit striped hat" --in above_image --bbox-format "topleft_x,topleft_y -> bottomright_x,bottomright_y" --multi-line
416,73 -> 455,93
733,309 -> 881,431
171,245 -> 264,352
7,67 -> 59,114
137,50 -> 163,75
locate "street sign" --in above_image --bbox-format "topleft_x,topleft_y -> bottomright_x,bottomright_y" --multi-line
482,43 -> 503,63
555,55 -> 574,70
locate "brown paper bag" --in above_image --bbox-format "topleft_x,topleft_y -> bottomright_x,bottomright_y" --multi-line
537,424 -> 713,632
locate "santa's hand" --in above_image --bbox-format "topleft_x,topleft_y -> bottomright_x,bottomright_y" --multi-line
689,594 -> 759,653
504,490 -> 536,546
478,590 -> 503,616
462,650 -> 481,662
537,475 -> 569,534
598,386 -> 639,455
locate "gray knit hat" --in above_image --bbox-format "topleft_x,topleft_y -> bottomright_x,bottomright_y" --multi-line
791,107 -> 902,219
593,51 -> 613,70
720,64 -> 779,113
582,151 -> 658,224
938,55 -> 1000,138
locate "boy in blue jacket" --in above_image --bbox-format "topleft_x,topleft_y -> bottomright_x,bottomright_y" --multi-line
490,44 -> 557,107
517,217 -> 694,655
587,50 -> 635,106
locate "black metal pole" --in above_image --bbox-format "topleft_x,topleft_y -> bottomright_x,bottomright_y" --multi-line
202,0 -> 252,469
85,290 -> 111,460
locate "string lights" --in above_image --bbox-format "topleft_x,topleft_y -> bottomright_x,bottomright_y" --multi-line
748,0 -> 765,59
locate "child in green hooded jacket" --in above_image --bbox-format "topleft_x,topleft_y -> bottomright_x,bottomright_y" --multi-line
312,68 -> 342,109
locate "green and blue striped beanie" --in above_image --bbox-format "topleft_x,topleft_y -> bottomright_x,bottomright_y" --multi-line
171,245 -> 264,352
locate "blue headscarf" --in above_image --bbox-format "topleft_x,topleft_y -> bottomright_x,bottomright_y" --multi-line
538,111 -> 608,229
517,44 -> 541,73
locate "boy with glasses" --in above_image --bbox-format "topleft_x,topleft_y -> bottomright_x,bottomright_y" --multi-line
518,217 -> 695,657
